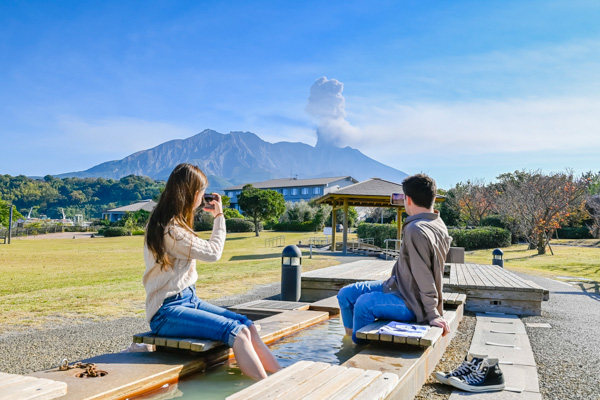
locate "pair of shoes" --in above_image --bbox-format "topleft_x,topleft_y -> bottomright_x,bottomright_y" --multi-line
434,353 -> 505,392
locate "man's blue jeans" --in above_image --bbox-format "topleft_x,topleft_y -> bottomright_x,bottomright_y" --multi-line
150,286 -> 253,347
337,280 -> 416,344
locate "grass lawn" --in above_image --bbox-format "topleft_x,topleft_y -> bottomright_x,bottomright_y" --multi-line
465,244 -> 600,282
0,231 -> 346,332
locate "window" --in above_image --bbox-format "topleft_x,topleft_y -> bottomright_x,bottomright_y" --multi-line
313,187 -> 321,195
282,189 -> 289,195
291,188 -> 298,195
301,187 -> 309,195
236,191 -> 241,196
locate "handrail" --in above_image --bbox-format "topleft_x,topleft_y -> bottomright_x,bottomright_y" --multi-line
383,239 -> 402,260
265,235 -> 285,248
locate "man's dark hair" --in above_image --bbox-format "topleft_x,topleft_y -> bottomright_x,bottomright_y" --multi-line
402,174 -> 437,208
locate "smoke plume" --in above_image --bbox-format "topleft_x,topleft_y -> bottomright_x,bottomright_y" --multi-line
306,77 -> 360,147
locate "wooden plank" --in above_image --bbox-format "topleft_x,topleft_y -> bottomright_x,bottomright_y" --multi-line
470,263 -> 500,289
462,264 -> 479,288
351,372 -> 400,400
355,320 -> 388,341
483,264 -> 530,290
308,295 -> 341,315
0,373 -> 67,400
259,362 -> 331,400
465,264 -> 486,287
300,368 -> 365,400
456,293 -> 467,304
226,361 -> 315,400
465,298 -> 542,316
449,263 -> 459,285
419,326 -> 443,347
327,369 -> 381,400
276,365 -> 349,400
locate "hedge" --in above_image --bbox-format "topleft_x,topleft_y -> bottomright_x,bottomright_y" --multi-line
102,227 -> 130,237
226,218 -> 257,233
556,227 -> 592,239
273,221 -> 319,232
194,219 -> 214,231
448,227 -> 511,250
479,215 -> 506,229
356,223 -> 397,247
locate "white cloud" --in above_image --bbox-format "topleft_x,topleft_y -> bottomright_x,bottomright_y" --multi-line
349,96 -> 600,162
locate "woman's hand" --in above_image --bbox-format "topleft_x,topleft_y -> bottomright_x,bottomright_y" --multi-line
204,193 -> 223,217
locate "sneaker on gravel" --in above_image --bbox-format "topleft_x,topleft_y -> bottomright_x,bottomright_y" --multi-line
433,353 -> 487,385
447,357 -> 505,392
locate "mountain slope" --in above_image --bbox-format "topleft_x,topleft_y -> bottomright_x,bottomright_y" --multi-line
57,129 -> 408,191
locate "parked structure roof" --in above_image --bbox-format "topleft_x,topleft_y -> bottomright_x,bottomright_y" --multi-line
104,199 -> 157,213
224,176 -> 357,191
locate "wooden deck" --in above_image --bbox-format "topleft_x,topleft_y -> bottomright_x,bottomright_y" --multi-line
226,360 -> 400,400
0,372 -> 67,400
301,260 -> 547,315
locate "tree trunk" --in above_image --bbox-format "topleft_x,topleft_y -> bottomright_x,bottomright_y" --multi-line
537,234 -> 546,255
254,216 -> 260,236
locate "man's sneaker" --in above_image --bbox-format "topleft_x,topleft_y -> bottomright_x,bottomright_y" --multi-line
447,357 -> 505,392
433,353 -> 487,385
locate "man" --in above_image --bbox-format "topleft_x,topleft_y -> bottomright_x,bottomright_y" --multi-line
337,174 -> 452,343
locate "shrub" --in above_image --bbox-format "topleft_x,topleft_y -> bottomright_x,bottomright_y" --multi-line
448,227 -> 511,250
103,227 -> 130,237
226,218 -> 257,233
356,223 -> 398,247
273,221 -> 319,232
224,208 -> 243,219
132,229 -> 145,236
480,215 -> 506,229
556,227 -> 592,239
194,211 -> 214,231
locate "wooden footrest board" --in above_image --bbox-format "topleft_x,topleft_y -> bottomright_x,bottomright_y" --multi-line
308,295 -> 341,315
0,372 -> 67,400
133,332 -> 224,353
226,360 -> 399,400
356,321 -> 444,347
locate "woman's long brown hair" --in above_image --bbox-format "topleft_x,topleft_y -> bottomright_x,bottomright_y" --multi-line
145,163 -> 208,270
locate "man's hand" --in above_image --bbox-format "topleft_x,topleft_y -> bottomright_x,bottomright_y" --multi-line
430,316 -> 450,336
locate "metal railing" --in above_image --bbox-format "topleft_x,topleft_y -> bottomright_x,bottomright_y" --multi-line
309,236 -> 330,246
349,238 -> 374,251
383,239 -> 402,260
265,235 -> 285,248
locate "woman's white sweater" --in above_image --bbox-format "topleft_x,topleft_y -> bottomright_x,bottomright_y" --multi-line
142,215 -> 226,322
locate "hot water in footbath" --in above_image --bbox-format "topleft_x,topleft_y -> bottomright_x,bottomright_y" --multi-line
132,316 -> 360,400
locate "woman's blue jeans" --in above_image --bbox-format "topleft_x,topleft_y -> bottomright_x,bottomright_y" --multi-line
337,280 -> 416,344
150,286 -> 253,347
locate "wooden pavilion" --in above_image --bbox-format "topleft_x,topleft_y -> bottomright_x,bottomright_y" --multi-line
314,178 -> 445,253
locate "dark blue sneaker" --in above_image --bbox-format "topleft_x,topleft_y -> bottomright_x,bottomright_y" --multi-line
447,358 -> 505,392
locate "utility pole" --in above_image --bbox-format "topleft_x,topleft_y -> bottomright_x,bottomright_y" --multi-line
7,204 -> 13,244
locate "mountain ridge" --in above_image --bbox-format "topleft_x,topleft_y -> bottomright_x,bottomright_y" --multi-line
56,129 -> 408,191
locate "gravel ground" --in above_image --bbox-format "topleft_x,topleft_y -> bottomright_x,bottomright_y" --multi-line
516,272 -> 600,400
415,312 -> 477,400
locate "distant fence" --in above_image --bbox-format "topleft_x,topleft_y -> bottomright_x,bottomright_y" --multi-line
309,236 -> 330,246
0,225 -> 103,239
265,235 -> 285,248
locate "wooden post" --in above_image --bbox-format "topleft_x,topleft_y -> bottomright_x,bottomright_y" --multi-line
397,207 -> 403,251
342,199 -> 348,254
7,205 -> 13,245
331,202 -> 337,252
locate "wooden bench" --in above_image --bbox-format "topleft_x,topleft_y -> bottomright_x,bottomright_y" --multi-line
228,300 -> 310,318
226,360 -> 399,400
356,306 -> 462,348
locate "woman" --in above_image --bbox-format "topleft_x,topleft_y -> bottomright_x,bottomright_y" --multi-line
143,163 -> 280,380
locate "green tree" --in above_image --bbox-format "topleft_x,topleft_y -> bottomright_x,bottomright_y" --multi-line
238,184 -> 285,236
0,198 -> 24,228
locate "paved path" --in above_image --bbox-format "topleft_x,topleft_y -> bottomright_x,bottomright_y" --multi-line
515,272 -> 600,400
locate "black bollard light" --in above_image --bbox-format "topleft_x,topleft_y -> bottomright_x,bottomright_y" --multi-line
281,245 -> 302,301
492,248 -> 504,268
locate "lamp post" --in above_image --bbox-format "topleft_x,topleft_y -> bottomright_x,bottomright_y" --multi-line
492,248 -> 504,268
281,245 -> 302,301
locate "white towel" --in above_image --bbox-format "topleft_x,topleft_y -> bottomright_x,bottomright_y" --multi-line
378,321 -> 430,338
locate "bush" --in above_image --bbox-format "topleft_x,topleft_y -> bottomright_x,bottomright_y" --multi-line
480,215 -> 506,229
356,223 -> 398,247
224,208 -> 243,219
194,211 -> 214,231
103,227 -> 130,237
273,221 -> 319,232
132,229 -> 145,236
556,227 -> 592,239
449,227 -> 511,250
225,218 -> 257,233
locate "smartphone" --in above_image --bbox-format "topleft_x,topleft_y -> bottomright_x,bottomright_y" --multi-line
203,194 -> 216,210
390,193 -> 405,206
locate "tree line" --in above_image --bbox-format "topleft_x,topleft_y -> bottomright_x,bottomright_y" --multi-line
439,170 -> 600,254
0,174 -> 165,223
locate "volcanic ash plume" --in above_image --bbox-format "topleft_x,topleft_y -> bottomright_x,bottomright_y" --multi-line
306,76 -> 360,147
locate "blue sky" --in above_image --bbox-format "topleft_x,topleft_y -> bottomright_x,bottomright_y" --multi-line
1,0 -> 599,189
